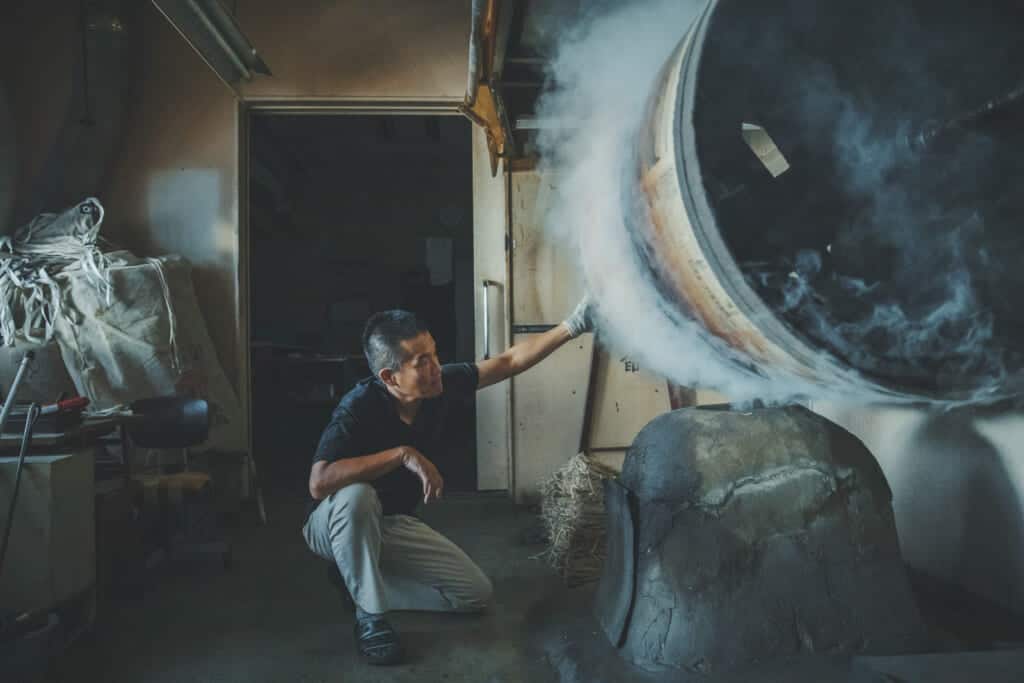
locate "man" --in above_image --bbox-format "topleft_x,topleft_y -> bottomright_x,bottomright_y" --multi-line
303,298 -> 593,665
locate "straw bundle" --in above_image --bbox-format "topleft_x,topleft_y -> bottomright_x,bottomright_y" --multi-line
537,452 -> 619,586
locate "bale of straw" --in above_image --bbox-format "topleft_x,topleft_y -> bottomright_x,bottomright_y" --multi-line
537,452 -> 619,586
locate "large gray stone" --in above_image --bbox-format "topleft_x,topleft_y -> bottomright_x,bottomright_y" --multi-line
598,404 -> 928,673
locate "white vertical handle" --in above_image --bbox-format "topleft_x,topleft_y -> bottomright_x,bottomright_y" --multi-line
481,279 -> 501,360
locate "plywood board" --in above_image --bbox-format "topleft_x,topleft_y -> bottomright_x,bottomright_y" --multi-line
473,127 -> 511,492
695,388 -> 730,405
591,449 -> 627,473
588,351 -> 671,450
512,333 -> 593,502
509,170 -> 583,324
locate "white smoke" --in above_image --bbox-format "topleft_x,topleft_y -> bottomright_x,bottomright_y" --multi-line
777,54 -> 1007,394
533,0 -> 862,403
532,0 -> 1013,406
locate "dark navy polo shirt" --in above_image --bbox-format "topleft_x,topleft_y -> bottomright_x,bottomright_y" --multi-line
309,362 -> 479,517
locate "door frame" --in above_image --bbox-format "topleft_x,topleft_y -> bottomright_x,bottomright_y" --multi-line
237,98 -> 510,493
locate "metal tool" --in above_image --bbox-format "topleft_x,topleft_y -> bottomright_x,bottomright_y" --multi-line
481,279 -> 502,360
908,79 -> 1024,152
0,351 -> 34,435
0,351 -> 37,575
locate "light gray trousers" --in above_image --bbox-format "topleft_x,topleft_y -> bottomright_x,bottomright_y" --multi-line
303,482 -> 493,615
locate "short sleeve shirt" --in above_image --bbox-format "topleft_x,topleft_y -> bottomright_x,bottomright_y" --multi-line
309,362 -> 479,517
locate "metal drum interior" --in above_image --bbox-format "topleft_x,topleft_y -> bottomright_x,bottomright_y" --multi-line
634,0 -> 1024,400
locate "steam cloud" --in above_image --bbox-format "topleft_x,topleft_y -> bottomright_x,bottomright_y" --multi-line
533,0 -> 1015,406
770,57 -> 1007,397
533,0 -> 847,403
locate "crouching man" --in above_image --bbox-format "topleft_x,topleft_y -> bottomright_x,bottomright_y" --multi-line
303,299 -> 593,665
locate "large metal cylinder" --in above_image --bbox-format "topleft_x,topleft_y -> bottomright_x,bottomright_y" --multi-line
632,0 -> 1024,400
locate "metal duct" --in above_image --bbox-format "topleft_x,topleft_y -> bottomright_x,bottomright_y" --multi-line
465,0 -> 487,109
151,0 -> 271,89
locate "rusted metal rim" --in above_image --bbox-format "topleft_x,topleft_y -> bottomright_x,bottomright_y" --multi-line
628,0 -> 1024,402
637,0 -> 912,399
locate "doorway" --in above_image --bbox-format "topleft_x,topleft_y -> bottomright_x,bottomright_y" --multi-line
246,111 -> 476,500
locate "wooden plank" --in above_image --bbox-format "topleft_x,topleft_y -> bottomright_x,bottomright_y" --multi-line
507,166 -> 592,501
511,333 -> 593,502
590,449 -> 627,473
695,388 -> 730,405
588,350 -> 672,450
509,169 -> 583,324
473,126 -> 511,491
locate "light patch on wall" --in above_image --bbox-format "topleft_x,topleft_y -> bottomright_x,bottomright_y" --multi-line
147,170 -> 227,260
970,414 -> 1024,527
214,218 -> 237,258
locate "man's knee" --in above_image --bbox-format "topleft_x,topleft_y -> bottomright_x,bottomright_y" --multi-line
450,570 -> 494,613
330,482 -> 381,518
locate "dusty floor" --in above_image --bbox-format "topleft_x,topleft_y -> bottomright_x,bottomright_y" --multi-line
45,493 -> 1024,683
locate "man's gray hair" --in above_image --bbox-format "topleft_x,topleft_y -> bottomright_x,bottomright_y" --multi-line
362,310 -> 429,377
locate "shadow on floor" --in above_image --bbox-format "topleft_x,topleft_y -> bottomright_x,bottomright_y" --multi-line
43,493 -> 1024,683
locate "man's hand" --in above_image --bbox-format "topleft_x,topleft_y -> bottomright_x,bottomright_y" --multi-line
401,447 -> 444,503
477,294 -> 597,389
563,295 -> 594,339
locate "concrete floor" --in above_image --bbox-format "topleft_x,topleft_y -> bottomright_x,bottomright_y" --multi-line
46,493 -> 1024,683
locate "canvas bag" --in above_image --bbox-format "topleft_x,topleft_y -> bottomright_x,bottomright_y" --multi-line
53,250 -> 244,453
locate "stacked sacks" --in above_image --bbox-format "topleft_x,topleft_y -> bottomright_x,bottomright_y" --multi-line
0,198 -> 243,454
53,251 -> 244,453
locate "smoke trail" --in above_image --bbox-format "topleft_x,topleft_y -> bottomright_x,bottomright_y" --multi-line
769,44 -> 1010,396
533,0 -> 1016,405
533,0 -> 860,402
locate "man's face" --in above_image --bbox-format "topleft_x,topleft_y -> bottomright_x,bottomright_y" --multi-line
384,332 -> 443,400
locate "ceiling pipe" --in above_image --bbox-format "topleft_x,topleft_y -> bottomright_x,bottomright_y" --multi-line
465,0 -> 486,108
150,0 -> 271,92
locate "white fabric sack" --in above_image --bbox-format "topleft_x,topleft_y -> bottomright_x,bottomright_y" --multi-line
53,250 -> 244,453
0,339 -> 77,404
0,198 -> 112,347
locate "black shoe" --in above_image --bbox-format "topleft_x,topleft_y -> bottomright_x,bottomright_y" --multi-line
354,613 -> 403,665
326,563 -> 354,611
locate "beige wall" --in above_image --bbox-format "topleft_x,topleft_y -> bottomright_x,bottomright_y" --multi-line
237,0 -> 470,100
99,0 -> 471,442
102,3 -> 239,385
682,389 -> 1024,613
472,127 -> 511,491
809,401 -> 1024,614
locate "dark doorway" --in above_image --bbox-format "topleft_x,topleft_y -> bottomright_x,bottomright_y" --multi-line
248,113 -> 476,500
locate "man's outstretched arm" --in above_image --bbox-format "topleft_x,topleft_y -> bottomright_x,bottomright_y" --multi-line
476,297 -> 593,389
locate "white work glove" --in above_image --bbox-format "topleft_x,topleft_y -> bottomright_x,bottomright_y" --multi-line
563,295 -> 594,339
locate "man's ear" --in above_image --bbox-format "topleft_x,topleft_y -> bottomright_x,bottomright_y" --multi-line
379,367 -> 396,387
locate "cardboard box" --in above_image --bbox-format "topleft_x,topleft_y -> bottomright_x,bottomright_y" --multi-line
0,449 -> 95,614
